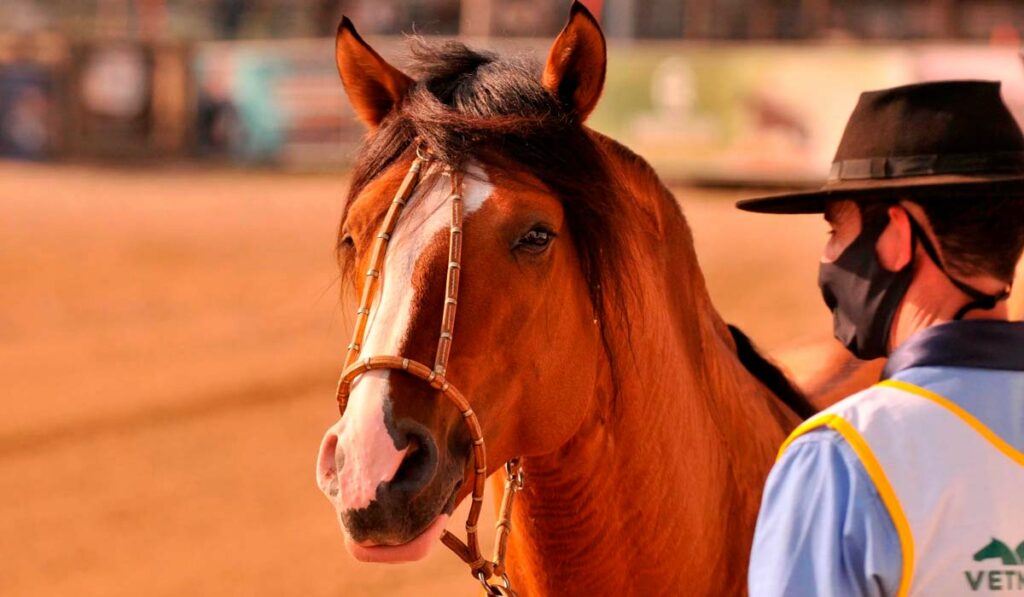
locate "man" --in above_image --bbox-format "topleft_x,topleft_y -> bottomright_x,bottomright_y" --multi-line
738,80 -> 1024,596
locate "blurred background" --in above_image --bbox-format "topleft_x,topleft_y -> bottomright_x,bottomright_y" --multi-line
2,1 -> 1022,595
4,0 -> 1024,177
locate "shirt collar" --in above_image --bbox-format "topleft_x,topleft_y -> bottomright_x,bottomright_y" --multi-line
882,320 -> 1024,380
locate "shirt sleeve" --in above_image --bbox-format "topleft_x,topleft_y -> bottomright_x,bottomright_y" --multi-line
748,429 -> 903,597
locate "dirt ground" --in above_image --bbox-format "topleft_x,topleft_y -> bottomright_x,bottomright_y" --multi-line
1,161 -> 851,596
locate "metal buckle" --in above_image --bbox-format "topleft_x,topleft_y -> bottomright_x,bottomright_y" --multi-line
506,460 -> 524,491
477,572 -> 513,596
415,142 -> 433,162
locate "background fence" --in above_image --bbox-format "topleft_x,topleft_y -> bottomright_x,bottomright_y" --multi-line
4,31 -> 1023,184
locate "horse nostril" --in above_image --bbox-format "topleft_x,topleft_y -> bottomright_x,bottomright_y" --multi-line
316,430 -> 342,499
334,451 -> 346,491
405,435 -> 422,459
387,426 -> 438,495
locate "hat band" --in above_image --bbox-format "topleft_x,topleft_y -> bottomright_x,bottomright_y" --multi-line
829,151 -> 1024,182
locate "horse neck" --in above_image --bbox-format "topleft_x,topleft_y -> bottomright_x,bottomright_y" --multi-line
504,151 -> 799,595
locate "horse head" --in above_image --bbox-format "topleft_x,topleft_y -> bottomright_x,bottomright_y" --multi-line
315,2 -> 619,564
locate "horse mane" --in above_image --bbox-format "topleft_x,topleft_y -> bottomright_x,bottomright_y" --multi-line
727,325 -> 817,419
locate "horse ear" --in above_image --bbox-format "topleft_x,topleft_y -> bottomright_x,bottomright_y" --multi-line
541,1 -> 607,122
335,17 -> 413,129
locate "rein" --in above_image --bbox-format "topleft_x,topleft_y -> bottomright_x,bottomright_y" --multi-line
335,146 -> 523,596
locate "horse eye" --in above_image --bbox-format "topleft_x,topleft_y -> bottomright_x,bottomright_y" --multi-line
341,233 -> 355,249
514,226 -> 555,253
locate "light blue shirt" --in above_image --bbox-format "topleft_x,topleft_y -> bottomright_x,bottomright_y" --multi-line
749,362 -> 1024,597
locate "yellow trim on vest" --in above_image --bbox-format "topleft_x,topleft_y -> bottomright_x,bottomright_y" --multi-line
779,412 -> 915,597
777,415 -> 837,460
880,379 -> 1024,467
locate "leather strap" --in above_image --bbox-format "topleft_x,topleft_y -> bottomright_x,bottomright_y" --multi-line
904,215 -> 1010,320
335,144 -> 523,594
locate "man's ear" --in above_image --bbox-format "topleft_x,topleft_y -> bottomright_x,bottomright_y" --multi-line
335,17 -> 413,129
878,205 -> 915,272
541,1 -> 606,122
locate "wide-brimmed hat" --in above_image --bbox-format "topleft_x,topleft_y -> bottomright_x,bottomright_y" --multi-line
736,80 -> 1024,214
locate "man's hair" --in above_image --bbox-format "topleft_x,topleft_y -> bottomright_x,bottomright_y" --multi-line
860,186 -> 1024,283
914,187 -> 1024,282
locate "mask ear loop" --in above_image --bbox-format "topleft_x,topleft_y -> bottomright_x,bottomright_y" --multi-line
903,212 -> 1011,320
875,203 -> 918,354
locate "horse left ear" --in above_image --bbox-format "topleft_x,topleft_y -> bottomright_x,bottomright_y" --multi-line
542,1 -> 607,122
335,16 -> 413,129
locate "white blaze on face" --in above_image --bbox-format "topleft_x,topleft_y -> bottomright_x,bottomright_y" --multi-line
331,163 -> 494,513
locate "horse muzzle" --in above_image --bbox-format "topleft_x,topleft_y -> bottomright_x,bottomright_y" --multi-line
316,399 -> 464,562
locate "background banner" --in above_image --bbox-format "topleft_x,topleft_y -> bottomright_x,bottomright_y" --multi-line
190,38 -> 1024,183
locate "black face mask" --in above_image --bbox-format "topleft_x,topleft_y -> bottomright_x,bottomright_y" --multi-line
818,209 -> 914,360
818,206 -> 1011,360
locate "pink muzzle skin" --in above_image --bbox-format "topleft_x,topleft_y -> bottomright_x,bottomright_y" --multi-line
344,514 -> 450,563
317,374 -> 450,563
316,375 -> 407,513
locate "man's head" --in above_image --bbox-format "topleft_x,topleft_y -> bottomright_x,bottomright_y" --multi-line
737,80 -> 1024,358
822,191 -> 1024,357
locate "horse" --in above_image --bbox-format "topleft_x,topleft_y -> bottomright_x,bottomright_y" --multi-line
315,3 -> 821,594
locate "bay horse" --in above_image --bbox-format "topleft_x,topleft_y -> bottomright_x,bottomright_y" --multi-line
316,3 -> 819,594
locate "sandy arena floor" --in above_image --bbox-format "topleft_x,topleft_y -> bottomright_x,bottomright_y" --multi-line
2,161 -> 849,596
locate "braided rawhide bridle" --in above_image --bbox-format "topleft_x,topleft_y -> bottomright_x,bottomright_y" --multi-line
335,144 -> 523,596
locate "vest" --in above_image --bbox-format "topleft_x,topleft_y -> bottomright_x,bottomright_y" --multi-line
780,379 -> 1024,596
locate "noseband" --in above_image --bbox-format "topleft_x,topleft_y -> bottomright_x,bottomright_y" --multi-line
335,146 -> 523,596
